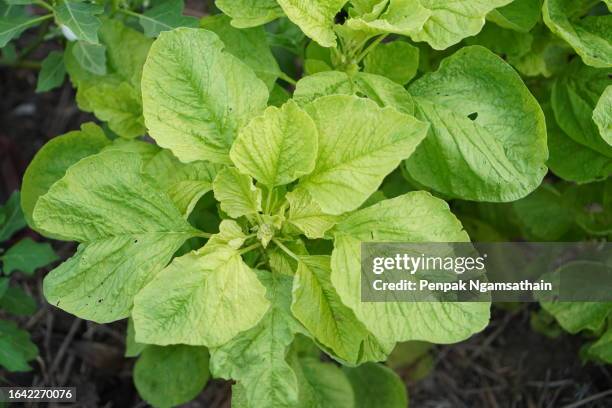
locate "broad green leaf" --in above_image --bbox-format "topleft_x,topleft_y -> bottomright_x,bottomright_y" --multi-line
0,278 -> 8,299
294,71 -> 415,114
71,41 -> 106,75
21,122 -> 110,228
230,100 -> 318,187
565,181 -> 612,236
2,238 -> 58,275
286,188 -> 338,239
512,184 -> 574,240
507,25 -> 572,78
408,0 -> 513,50
134,345 -> 210,408
585,328 -> 612,364
210,272 -> 302,408
276,0 -> 347,47
364,41 -> 419,85
201,14 -> 280,90
465,23 -> 533,59
36,51 -> 66,93
292,256 -> 373,363
346,0 -> 431,37
543,0 -> 612,68
298,95 -> 428,215
269,84 -> 292,107
53,0 -> 104,44
215,0 -> 284,28
541,283 -> 612,333
551,61 -> 612,156
405,46 -> 548,202
37,151 -> 197,323
0,286 -> 36,316
213,167 -> 263,218
138,0 -> 198,37
594,86 -> 612,145
292,356 -> 355,408
545,102 -> 612,183
141,28 -> 269,164
331,192 -> 490,344
0,320 -> 38,372
132,248 -> 269,347
125,318 -> 146,357
0,13 -> 49,47
0,191 -> 26,242
487,0 -> 542,32
344,363 -> 407,408
65,20 -> 152,138
144,150 -> 220,217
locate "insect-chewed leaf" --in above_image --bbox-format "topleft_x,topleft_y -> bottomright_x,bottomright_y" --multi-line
298,95 -> 428,215
132,248 -> 269,347
405,46 -> 548,202
36,150 -> 197,323
230,100 -> 318,187
141,28 -> 269,164
331,192 -> 490,345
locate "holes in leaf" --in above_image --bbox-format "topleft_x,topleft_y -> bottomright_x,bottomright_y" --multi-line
467,112 -> 478,121
335,9 -> 348,24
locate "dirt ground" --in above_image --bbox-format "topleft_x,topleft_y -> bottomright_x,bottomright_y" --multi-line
2,50 -> 612,408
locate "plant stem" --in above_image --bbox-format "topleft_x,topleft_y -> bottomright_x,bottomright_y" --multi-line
33,0 -> 54,12
0,59 -> 42,69
239,243 -> 261,255
355,34 -> 388,64
278,71 -> 297,86
195,231 -> 213,238
265,187 -> 274,214
272,239 -> 300,261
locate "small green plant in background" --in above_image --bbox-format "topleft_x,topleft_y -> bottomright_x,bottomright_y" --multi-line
0,191 -> 57,373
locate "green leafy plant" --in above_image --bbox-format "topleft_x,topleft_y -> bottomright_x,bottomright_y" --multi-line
15,0 -> 612,406
0,191 -> 57,372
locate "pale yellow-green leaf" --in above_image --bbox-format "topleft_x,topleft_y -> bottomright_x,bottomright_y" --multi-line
141,28 -> 269,164
230,100 -> 318,187
213,167 -> 263,218
298,95 -> 429,215
133,248 -> 269,347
